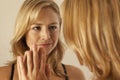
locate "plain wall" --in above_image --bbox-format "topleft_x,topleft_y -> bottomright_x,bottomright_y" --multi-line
0,0 -> 92,79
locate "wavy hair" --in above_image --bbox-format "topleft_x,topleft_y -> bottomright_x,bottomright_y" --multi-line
62,0 -> 120,80
10,0 -> 64,77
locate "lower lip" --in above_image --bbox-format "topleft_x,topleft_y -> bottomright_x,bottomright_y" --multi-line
38,44 -> 51,48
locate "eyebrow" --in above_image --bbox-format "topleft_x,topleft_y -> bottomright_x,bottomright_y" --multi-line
33,22 -> 59,25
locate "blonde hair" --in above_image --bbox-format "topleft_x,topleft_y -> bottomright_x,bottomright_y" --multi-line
62,0 -> 120,80
11,0 -> 64,77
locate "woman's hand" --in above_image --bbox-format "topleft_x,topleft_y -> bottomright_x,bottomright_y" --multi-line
17,44 -> 51,80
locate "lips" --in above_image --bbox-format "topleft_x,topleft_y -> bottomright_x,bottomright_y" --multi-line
37,43 -> 52,48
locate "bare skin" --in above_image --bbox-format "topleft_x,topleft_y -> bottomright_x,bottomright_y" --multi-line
0,44 -> 85,80
0,6 -> 85,80
0,64 -> 85,80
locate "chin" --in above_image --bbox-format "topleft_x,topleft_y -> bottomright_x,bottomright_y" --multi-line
47,48 -> 55,55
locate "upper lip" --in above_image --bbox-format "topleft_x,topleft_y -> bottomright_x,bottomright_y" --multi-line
37,43 -> 52,45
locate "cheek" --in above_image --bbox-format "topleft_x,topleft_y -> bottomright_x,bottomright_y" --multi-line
48,34 -> 59,54
25,33 -> 38,48
53,32 -> 59,44
25,35 -> 32,48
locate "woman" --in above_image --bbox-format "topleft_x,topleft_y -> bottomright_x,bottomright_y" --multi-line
61,0 -> 120,80
0,0 -> 85,80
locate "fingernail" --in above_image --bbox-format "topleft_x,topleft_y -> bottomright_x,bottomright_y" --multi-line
30,43 -> 35,50
30,44 -> 32,50
17,56 -> 20,60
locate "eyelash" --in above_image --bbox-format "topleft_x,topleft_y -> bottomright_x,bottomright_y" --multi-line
31,25 -> 57,32
32,26 -> 41,31
49,26 -> 57,31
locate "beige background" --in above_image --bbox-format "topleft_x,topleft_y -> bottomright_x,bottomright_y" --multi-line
0,0 -> 92,79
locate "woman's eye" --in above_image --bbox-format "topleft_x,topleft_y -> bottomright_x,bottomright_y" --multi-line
49,26 -> 57,32
32,26 -> 41,31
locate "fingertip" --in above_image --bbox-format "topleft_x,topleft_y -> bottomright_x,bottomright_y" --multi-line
17,56 -> 21,61
30,43 -> 34,50
17,56 -> 20,64
46,64 -> 51,72
17,56 -> 23,69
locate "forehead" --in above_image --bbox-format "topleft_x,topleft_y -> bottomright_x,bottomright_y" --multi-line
29,7 -> 59,24
39,7 -> 57,16
38,8 -> 59,20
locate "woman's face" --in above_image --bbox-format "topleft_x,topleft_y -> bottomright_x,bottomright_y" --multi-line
26,8 -> 60,55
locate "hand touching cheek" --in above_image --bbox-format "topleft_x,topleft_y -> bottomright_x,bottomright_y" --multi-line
17,44 -> 51,80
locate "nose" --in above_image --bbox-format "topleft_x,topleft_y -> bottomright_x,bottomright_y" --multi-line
40,28 -> 51,40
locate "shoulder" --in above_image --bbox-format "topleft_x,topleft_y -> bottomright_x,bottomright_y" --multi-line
0,65 -> 12,80
65,64 -> 85,80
